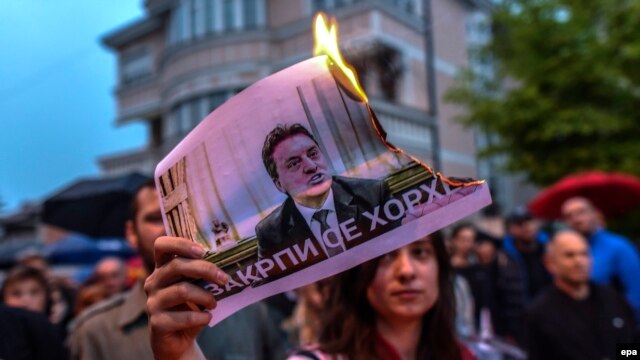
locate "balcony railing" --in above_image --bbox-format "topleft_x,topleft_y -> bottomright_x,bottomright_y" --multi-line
369,98 -> 436,161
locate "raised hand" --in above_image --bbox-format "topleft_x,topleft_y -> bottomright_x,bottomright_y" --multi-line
144,236 -> 229,360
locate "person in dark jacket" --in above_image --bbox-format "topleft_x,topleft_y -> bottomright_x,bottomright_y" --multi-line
502,207 -> 550,302
449,223 -> 496,333
0,303 -> 68,360
524,230 -> 637,360
450,222 -> 526,343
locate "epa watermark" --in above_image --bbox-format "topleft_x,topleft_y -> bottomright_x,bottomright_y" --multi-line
618,343 -> 640,359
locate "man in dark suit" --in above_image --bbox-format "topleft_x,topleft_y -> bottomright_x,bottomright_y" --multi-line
256,123 -> 396,263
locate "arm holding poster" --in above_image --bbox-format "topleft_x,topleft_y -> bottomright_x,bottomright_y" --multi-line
144,236 -> 225,360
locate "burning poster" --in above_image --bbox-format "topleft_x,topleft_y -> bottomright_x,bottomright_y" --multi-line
155,15 -> 491,326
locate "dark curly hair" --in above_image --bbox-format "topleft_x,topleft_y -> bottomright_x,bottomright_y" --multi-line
261,123 -> 318,180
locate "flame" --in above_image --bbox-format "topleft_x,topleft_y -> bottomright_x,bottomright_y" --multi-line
311,13 -> 483,189
313,13 -> 368,103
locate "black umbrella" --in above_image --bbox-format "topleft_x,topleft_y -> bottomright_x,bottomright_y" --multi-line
42,172 -> 150,238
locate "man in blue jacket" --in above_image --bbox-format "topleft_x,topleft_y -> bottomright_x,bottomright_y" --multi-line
561,196 -> 640,324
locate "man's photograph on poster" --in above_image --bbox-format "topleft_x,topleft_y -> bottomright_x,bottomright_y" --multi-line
155,56 -> 491,326
256,122 -> 400,260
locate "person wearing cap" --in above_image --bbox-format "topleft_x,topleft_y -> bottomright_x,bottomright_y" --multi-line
561,196 -> 640,325
502,206 -> 551,302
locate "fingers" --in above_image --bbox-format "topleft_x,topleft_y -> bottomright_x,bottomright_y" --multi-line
149,310 -> 212,334
154,236 -> 206,267
147,282 -> 217,313
146,236 -> 221,359
147,256 -> 229,291
145,237 -> 228,312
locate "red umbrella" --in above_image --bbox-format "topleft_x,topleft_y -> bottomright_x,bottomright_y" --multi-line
529,171 -> 640,219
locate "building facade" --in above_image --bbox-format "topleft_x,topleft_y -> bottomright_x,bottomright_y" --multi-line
101,0 -> 522,210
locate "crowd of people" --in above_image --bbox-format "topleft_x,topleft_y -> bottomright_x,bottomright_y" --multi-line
446,202 -> 640,359
0,179 -> 639,360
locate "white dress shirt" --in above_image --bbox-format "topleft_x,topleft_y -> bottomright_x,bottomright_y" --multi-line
294,189 -> 344,256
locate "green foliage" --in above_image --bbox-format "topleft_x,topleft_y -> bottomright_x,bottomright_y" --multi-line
608,207 -> 640,243
447,0 -> 640,186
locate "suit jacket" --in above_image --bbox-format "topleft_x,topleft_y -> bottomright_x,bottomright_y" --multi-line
256,176 -> 396,262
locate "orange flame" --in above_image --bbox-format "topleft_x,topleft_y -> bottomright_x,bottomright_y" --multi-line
313,13 -> 368,103
311,13 -> 483,189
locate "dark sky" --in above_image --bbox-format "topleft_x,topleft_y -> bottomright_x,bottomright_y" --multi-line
0,1 -> 145,211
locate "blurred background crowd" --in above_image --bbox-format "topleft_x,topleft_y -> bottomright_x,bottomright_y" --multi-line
0,173 -> 638,359
2,0 -> 640,359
